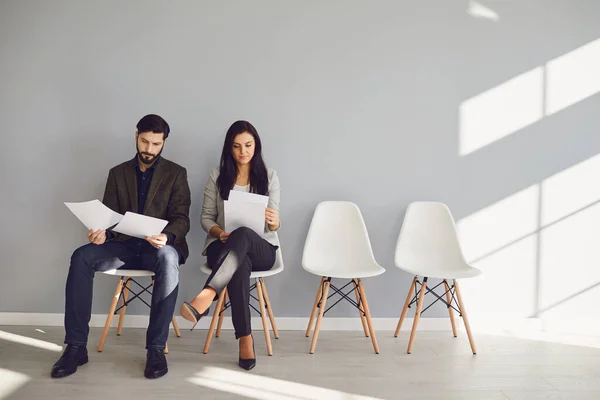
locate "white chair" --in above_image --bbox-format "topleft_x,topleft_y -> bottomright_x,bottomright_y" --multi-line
97,269 -> 181,353
394,201 -> 481,354
303,201 -> 385,354
200,233 -> 284,356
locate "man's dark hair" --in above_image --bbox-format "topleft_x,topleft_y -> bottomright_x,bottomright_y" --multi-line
136,114 -> 170,139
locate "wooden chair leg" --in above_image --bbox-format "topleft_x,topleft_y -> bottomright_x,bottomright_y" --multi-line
357,279 -> 379,354
444,279 -> 457,338
116,278 -> 131,336
172,316 -> 181,338
454,280 -> 476,354
203,289 -> 227,354
407,277 -> 427,354
260,278 -> 279,339
98,278 -> 124,352
353,279 -> 369,337
309,279 -> 330,354
216,289 -> 228,338
256,279 -> 273,356
395,276 -> 417,337
306,277 -> 326,337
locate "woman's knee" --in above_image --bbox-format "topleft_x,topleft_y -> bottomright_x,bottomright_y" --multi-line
228,259 -> 252,281
228,227 -> 256,243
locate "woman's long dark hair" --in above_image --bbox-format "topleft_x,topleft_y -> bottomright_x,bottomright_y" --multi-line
217,120 -> 269,200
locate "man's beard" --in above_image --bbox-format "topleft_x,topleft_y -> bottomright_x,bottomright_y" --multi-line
137,144 -> 162,165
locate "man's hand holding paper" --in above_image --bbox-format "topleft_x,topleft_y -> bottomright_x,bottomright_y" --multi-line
111,212 -> 169,240
65,201 -> 169,244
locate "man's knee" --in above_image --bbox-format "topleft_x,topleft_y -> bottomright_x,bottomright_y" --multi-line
155,246 -> 180,271
70,243 -> 96,268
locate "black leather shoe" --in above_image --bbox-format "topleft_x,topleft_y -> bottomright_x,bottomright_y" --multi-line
144,349 -> 168,379
51,345 -> 88,378
238,334 -> 256,370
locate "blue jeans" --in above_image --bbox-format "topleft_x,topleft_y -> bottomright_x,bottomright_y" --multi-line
64,239 -> 180,350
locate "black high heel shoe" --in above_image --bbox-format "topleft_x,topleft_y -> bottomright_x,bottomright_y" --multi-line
238,333 -> 256,370
180,302 -> 210,331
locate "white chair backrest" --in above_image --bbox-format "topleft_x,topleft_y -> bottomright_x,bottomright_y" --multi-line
273,232 -> 284,270
302,201 -> 377,270
395,202 -> 467,270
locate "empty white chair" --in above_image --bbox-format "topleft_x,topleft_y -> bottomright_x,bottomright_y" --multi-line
394,201 -> 481,354
303,201 -> 385,354
200,233 -> 284,356
98,269 -> 181,353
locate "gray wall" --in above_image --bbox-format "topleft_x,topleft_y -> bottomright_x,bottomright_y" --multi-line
2,0 -> 600,319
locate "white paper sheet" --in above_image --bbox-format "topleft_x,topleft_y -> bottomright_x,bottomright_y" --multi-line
111,211 -> 169,239
224,200 -> 266,237
228,191 -> 269,207
64,199 -> 123,231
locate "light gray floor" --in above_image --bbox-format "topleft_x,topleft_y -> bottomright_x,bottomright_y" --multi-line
2,326 -> 600,399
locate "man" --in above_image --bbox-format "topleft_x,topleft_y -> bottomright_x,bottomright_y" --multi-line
51,114 -> 191,379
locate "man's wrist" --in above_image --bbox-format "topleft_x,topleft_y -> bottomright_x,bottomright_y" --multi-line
163,232 -> 175,245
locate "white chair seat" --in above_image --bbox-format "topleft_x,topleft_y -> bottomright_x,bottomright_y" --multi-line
302,201 -> 386,280
100,269 -> 155,277
199,263 -> 283,278
395,202 -> 482,280
303,263 -> 385,279
396,263 -> 480,280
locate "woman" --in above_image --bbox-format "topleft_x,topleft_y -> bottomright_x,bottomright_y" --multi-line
180,120 -> 280,370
